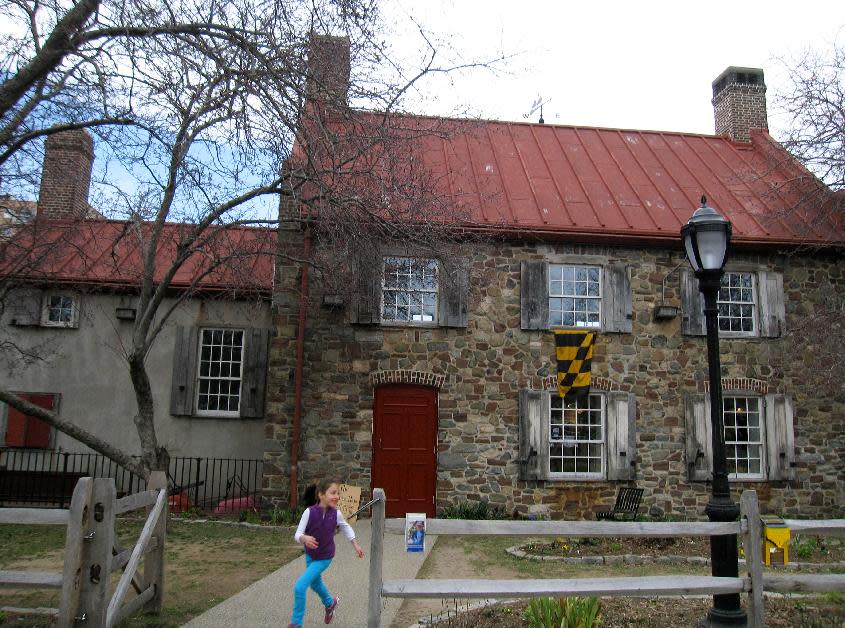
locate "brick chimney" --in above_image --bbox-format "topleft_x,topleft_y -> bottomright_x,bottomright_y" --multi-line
37,129 -> 94,220
306,33 -> 351,108
712,67 -> 768,142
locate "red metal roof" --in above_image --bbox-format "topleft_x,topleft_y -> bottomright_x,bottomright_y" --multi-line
4,219 -> 275,293
307,113 -> 844,247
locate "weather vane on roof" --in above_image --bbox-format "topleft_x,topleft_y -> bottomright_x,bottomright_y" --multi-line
524,95 -> 551,124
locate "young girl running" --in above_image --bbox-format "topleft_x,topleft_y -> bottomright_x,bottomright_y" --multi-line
288,480 -> 364,628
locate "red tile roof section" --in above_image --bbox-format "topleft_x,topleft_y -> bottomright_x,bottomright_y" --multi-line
315,113 -> 844,247
4,219 -> 275,293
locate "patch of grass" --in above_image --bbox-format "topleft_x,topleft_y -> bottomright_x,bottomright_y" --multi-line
0,524 -> 67,567
0,519 -> 302,627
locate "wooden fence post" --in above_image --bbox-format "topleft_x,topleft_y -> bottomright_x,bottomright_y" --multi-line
77,478 -> 116,627
144,471 -> 168,614
57,477 -> 93,628
740,490 -> 764,628
367,488 -> 385,628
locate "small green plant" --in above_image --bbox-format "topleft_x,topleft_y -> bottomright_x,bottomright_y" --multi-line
239,509 -> 261,524
270,504 -> 303,526
791,535 -> 820,559
524,596 -> 601,628
440,500 -> 507,520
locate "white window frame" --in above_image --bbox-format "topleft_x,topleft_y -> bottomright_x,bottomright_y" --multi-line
195,327 -> 245,418
40,292 -> 78,328
548,264 -> 602,329
381,256 -> 439,325
548,393 -> 606,480
718,271 -> 757,337
724,394 -> 766,481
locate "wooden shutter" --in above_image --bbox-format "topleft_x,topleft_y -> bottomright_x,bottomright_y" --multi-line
9,288 -> 42,327
606,392 -> 636,480
685,393 -> 712,481
240,328 -> 270,418
765,394 -> 795,481
520,261 -> 549,330
170,326 -> 199,416
681,270 -> 706,336
603,264 -> 632,333
438,259 -> 470,328
4,393 -> 55,448
350,259 -> 382,325
757,272 -> 786,338
519,389 -> 549,480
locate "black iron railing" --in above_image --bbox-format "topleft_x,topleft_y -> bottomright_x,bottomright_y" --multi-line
0,448 -> 263,512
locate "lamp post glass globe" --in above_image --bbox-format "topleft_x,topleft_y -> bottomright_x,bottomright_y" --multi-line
681,196 -> 732,275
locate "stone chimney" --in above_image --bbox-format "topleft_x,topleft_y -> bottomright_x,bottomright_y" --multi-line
306,33 -> 351,108
712,67 -> 768,142
37,129 -> 94,220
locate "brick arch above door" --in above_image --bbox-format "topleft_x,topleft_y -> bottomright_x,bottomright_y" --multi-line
369,370 -> 447,389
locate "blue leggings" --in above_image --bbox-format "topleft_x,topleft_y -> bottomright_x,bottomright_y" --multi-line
291,554 -> 334,625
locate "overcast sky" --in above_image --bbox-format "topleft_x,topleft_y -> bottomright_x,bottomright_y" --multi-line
384,0 -> 845,139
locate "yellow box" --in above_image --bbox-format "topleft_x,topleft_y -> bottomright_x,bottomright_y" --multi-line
761,516 -> 790,566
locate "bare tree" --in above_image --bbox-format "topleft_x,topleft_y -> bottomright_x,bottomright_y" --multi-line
774,42 -> 845,393
0,0 -> 496,475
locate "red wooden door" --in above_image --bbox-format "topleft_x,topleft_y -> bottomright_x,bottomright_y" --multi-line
372,385 -> 437,517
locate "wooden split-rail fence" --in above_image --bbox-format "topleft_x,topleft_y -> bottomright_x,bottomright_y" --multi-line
367,488 -> 845,628
0,472 -> 168,627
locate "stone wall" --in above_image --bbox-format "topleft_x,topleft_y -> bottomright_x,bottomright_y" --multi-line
264,235 -> 845,520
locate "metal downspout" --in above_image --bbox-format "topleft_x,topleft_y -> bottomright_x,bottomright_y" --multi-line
290,225 -> 311,507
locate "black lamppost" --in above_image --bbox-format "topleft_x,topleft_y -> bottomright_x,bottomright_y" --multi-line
682,196 -> 746,626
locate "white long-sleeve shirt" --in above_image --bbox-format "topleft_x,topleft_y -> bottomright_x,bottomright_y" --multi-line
294,507 -> 356,544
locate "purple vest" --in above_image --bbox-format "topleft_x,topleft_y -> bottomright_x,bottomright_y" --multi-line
304,504 -> 337,560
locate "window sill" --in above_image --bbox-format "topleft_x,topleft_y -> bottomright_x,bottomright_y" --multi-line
546,474 -> 606,482
380,321 -> 439,329
177,414 -> 261,420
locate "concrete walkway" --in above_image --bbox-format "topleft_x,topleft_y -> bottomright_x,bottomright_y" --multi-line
183,524 -> 433,628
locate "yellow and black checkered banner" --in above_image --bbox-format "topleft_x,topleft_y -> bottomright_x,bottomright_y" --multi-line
554,330 -> 595,398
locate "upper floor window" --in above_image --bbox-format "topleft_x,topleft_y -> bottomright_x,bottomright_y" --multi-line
382,257 -> 438,324
548,265 -> 601,328
724,396 -> 764,480
549,393 -> 605,478
718,272 -> 756,335
196,328 -> 243,417
41,292 -> 79,328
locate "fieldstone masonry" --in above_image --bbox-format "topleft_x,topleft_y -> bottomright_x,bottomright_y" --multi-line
264,236 -> 845,520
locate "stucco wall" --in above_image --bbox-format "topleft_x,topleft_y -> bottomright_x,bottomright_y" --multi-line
1,292 -> 272,460
265,237 -> 845,520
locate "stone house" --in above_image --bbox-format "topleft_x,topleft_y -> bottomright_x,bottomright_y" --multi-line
1,131 -> 275,474
264,46 -> 845,520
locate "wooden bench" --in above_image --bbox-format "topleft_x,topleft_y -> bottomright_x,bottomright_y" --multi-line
595,487 -> 643,521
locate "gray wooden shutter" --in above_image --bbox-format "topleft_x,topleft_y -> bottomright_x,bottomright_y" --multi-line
170,326 -> 199,416
8,288 -> 43,326
520,261 -> 548,330
350,259 -> 382,325
606,392 -> 636,480
757,271 -> 786,338
685,393 -> 712,481
519,389 -> 549,480
681,269 -> 706,336
438,259 -> 470,328
240,328 -> 270,418
765,394 -> 795,481
603,264 -> 632,333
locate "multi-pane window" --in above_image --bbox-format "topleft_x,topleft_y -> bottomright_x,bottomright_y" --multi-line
549,265 -> 601,328
382,257 -> 438,323
718,272 -> 756,334
549,394 -> 604,476
723,396 -> 764,479
42,293 -> 76,327
196,328 -> 243,416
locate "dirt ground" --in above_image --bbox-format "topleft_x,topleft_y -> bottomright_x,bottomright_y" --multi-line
390,535 -> 845,627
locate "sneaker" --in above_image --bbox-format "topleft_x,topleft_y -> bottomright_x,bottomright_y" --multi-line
324,597 -> 339,624
287,624 -> 301,628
